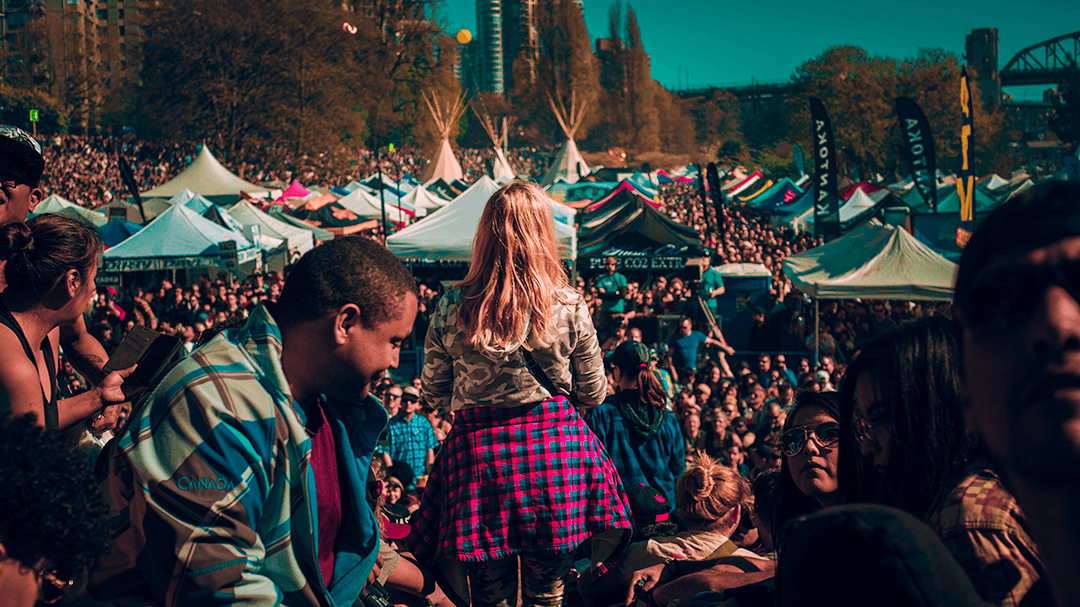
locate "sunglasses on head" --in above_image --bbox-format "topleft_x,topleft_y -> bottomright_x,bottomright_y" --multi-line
0,167 -> 30,186
780,421 -> 840,457
961,260 -> 1080,336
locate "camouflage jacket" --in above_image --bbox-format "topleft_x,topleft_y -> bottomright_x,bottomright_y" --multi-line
422,286 -> 607,410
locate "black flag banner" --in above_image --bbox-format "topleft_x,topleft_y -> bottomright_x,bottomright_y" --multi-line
706,162 -> 724,234
895,97 -> 938,212
809,97 -> 839,239
118,154 -> 147,224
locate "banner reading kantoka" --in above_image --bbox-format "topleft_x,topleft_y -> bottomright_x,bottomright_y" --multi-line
895,97 -> 938,212
809,97 -> 839,239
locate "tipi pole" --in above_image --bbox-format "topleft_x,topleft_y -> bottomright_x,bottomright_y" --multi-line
377,147 -> 387,244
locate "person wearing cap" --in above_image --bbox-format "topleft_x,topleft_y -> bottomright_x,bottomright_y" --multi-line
0,125 -> 120,433
585,340 -> 685,510
955,181 -> 1080,607
386,385 -> 439,491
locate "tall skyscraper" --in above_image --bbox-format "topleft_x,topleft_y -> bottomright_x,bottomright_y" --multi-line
475,0 -> 504,93
471,0 -> 583,95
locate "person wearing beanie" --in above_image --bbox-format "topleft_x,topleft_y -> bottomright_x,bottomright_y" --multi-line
585,340 -> 686,509
954,180 -> 1080,607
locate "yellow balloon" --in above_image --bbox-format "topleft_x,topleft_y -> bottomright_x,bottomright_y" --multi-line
456,29 -> 472,44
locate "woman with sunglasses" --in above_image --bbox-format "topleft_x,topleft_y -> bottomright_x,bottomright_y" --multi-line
839,316 -> 1045,607
773,391 -> 842,546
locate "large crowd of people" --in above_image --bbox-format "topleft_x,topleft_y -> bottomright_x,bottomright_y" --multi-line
36,134 -> 555,209
4,122 -> 1080,607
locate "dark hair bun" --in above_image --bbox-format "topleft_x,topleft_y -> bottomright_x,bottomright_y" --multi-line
0,221 -> 32,261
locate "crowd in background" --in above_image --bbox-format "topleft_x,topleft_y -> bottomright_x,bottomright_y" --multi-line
40,129 -> 953,529
37,135 -> 554,209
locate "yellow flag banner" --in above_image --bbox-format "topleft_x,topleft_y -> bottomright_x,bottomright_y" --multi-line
955,66 -> 975,248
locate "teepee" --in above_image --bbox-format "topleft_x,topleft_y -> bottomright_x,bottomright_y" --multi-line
470,100 -> 516,181
420,90 -> 467,183
542,91 -> 590,187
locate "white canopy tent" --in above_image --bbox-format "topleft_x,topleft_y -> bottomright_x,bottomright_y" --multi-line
400,184 -> 447,217
141,146 -> 269,199
228,200 -> 315,255
783,219 -> 957,300
387,176 -> 576,261
30,194 -> 107,226
783,219 -> 958,361
795,188 -> 882,231
336,186 -> 411,221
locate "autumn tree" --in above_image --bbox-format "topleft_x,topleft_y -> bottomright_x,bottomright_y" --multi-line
511,0 -> 601,146
786,46 -> 898,178
689,89 -> 742,157
787,46 -> 1011,179
1051,62 -> 1080,147
587,1 -> 631,150
624,7 -> 659,153
653,82 -> 696,154
134,0 -> 451,161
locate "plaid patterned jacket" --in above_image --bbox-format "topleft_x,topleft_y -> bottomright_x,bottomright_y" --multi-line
89,304 -> 387,606
422,286 -> 607,411
926,468 -> 1043,607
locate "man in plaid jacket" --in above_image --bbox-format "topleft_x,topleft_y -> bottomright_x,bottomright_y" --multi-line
89,237 -> 418,606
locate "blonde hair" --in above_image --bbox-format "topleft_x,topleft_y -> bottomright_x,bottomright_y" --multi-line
676,454 -> 750,528
458,181 -> 570,350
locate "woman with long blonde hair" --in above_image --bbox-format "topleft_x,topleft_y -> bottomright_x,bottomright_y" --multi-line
411,181 -> 633,607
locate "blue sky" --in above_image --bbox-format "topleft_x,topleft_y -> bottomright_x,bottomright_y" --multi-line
437,0 -> 1076,100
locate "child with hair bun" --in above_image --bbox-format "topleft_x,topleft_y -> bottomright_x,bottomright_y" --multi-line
618,454 -> 763,575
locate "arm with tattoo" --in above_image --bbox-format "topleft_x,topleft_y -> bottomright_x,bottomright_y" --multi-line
60,316 -> 109,386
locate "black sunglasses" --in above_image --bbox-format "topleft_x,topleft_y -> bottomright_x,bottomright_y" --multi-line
961,260 -> 1080,336
781,421 -> 840,457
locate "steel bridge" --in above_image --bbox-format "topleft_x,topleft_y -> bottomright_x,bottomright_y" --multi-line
1001,30 -> 1080,86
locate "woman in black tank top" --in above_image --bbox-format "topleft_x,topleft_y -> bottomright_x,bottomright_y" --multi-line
0,215 -> 134,431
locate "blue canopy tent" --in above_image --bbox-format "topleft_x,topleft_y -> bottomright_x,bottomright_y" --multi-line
744,178 -> 804,211
100,218 -> 143,248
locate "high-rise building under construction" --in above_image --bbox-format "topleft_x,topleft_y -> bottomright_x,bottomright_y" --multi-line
471,0 -> 581,95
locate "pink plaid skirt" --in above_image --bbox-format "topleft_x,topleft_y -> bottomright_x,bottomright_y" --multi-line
410,397 -> 633,564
